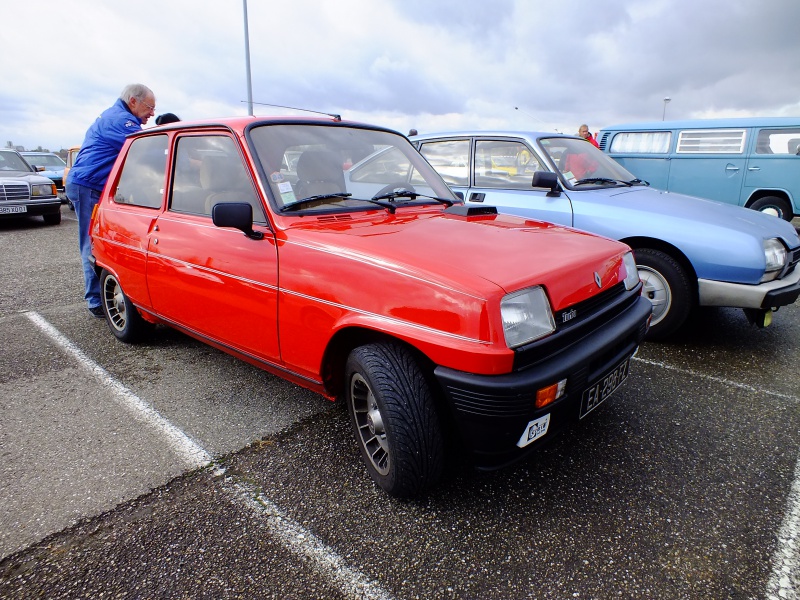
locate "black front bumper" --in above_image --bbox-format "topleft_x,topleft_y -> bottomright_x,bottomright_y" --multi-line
434,295 -> 652,469
0,200 -> 61,218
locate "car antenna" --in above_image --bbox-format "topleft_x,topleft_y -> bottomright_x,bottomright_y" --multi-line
244,101 -> 341,121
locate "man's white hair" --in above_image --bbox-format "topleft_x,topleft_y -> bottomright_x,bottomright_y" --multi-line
120,83 -> 154,103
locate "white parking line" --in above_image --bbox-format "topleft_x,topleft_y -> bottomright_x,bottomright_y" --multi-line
634,356 -> 800,599
25,311 -> 210,468
25,311 -> 395,600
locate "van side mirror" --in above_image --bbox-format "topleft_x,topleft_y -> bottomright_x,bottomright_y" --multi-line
531,171 -> 561,197
212,202 -> 264,240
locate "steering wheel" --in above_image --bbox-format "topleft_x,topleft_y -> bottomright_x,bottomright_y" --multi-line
374,182 -> 417,197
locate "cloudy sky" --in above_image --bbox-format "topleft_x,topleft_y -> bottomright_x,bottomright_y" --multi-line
3,0 -> 799,152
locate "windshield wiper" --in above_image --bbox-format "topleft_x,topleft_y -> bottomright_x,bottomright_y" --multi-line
573,177 -> 632,187
371,189 -> 454,208
628,178 -> 650,186
279,193 -> 352,212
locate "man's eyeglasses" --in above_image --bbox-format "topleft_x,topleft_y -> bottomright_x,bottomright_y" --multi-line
137,97 -> 155,112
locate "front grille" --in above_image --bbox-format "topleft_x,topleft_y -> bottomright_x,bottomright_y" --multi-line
513,283 -> 639,371
0,183 -> 29,202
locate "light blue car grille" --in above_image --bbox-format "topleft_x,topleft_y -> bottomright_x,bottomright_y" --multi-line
0,183 -> 29,202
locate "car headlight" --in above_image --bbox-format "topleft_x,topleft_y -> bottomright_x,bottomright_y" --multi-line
501,286 -> 555,348
622,251 -> 640,290
31,183 -> 56,197
762,238 -> 787,282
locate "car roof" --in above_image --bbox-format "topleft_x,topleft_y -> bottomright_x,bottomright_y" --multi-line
141,114 -> 402,137
601,117 -> 800,130
410,130 -> 580,141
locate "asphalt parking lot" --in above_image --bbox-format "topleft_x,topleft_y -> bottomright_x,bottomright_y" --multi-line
1,205 -> 798,599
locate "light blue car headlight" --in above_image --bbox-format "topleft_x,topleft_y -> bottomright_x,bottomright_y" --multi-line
501,286 -> 556,348
622,251 -> 640,290
762,238 -> 787,282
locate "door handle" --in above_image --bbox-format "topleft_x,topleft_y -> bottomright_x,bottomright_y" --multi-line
725,164 -> 740,172
747,166 -> 761,171
469,193 -> 485,202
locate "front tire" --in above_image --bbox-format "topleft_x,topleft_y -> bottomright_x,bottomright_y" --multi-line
749,196 -> 793,221
634,248 -> 693,340
43,211 -> 61,225
345,342 -> 444,498
100,269 -> 153,343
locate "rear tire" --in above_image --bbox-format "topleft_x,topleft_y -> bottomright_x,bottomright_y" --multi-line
634,248 -> 693,340
100,269 -> 153,343
750,196 -> 793,221
345,342 -> 444,498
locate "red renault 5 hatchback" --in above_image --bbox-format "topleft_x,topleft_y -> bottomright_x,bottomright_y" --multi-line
89,116 -> 651,497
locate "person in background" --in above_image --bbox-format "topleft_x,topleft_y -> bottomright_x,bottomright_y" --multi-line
578,124 -> 599,148
66,83 -> 156,318
155,112 -> 180,125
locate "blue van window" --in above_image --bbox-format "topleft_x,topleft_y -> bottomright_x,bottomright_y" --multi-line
676,129 -> 746,153
609,131 -> 671,154
756,128 -> 800,154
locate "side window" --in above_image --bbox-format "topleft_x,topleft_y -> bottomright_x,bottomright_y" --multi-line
677,129 -> 746,153
609,131 -> 671,153
169,135 -> 265,223
419,140 -> 470,186
755,128 -> 800,155
114,135 -> 168,208
474,140 -> 543,190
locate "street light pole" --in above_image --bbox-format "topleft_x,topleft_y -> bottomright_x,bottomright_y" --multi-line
662,97 -> 671,121
243,0 -> 254,116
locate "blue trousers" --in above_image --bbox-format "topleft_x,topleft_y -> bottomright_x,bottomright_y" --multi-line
65,182 -> 101,309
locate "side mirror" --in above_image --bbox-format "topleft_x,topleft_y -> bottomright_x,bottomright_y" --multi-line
531,171 -> 561,197
212,202 -> 264,240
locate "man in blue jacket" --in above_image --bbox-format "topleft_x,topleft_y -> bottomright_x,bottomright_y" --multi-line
66,83 -> 156,318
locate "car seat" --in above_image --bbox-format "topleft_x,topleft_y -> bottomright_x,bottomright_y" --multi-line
294,150 -> 346,199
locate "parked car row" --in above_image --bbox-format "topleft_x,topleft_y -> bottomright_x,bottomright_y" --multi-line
0,148 -> 61,225
28,113 -> 800,497
410,130 -> 800,339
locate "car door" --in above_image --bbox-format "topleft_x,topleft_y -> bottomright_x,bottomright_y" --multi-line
418,136 -> 574,226
145,133 -> 280,362
743,127 -> 800,213
666,128 -> 747,206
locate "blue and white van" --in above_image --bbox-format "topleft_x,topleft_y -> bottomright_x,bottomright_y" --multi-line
598,118 -> 800,221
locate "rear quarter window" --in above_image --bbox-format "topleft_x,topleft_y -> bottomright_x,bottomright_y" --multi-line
114,135 -> 168,208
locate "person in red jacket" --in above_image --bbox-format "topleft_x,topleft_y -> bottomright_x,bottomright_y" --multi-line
578,124 -> 600,148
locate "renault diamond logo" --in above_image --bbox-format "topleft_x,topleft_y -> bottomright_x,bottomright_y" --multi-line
594,272 -> 602,288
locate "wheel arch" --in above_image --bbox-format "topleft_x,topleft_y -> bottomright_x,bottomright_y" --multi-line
619,236 -> 699,305
745,189 -> 795,214
321,327 -> 438,401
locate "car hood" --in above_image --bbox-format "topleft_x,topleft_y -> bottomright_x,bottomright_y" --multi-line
570,185 -> 800,247
284,208 -> 630,311
0,171 -> 55,185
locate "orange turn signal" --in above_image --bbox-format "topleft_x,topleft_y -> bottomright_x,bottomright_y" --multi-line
535,379 -> 566,409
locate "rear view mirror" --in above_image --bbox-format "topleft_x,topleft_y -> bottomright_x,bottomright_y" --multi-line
531,171 -> 561,196
212,202 -> 264,240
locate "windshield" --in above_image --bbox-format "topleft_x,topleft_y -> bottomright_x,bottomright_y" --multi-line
249,124 -> 457,213
23,154 -> 66,168
538,137 -> 641,187
0,151 -> 33,172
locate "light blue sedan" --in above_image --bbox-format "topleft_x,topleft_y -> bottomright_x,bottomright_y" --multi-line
411,131 -> 800,339
21,151 -> 66,191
